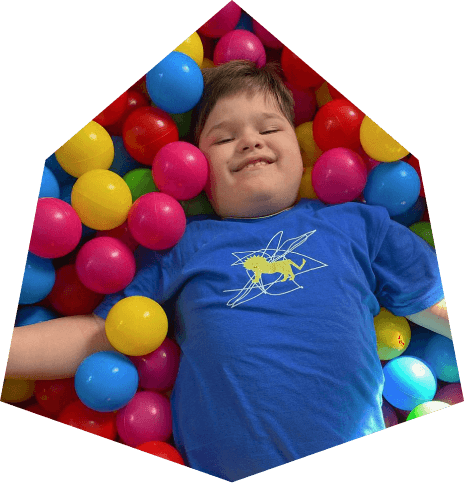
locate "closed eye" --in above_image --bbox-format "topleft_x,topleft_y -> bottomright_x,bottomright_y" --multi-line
261,130 -> 279,134
215,138 -> 234,145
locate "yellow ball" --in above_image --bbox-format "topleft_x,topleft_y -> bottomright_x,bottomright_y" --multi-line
1,379 -> 35,403
299,167 -> 317,200
71,169 -> 132,230
296,122 -> 323,166
374,307 -> 411,360
201,58 -> 215,69
105,296 -> 168,356
55,121 -> 114,178
360,117 -> 409,162
174,32 -> 204,68
315,81 -> 332,108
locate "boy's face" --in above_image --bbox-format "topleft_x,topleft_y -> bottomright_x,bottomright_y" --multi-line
198,91 -> 304,218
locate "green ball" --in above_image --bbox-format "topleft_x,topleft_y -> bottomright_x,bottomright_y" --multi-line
409,221 -> 434,248
123,168 -> 159,202
170,110 -> 193,139
406,401 -> 450,421
180,191 -> 215,216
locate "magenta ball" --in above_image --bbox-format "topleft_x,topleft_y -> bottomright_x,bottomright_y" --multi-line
130,338 -> 181,392
29,198 -> 82,259
358,146 -> 381,173
382,399 -> 398,428
127,192 -> 186,250
214,30 -> 266,68
75,237 -> 136,294
116,391 -> 172,447
285,82 -> 317,126
252,19 -> 283,49
152,141 -> 209,201
435,383 -> 463,405
312,148 -> 368,204
198,1 -> 242,38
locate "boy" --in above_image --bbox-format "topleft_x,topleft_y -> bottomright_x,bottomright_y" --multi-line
5,60 -> 450,481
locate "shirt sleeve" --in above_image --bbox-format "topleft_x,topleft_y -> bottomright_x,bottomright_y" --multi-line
371,217 -> 444,317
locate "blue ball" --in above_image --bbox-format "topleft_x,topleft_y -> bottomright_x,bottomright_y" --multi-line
45,153 -> 75,186
383,356 -> 437,411
39,166 -> 60,198
146,51 -> 204,114
15,306 -> 58,327
402,324 -> 435,360
235,10 -> 254,32
391,195 -> 426,227
422,334 -> 459,383
109,136 -> 141,177
364,161 -> 421,216
19,252 -> 56,305
74,351 -> 139,412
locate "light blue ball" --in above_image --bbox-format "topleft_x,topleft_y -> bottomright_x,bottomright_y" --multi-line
109,136 -> 141,177
74,351 -> 139,412
146,51 -> 204,114
15,306 -> 58,327
364,161 -> 421,217
391,195 -> 426,227
383,356 -> 437,411
422,334 -> 460,383
39,166 -> 60,198
19,252 -> 56,305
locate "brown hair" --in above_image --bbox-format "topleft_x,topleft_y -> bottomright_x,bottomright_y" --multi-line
192,60 -> 295,146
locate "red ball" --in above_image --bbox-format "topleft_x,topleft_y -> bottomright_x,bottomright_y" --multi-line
95,220 -> 139,251
405,155 -> 425,197
136,441 -> 185,465
284,82 -> 317,126
105,90 -> 150,137
58,399 -> 118,440
312,148 -> 367,204
152,141 -> 209,200
213,30 -> 266,68
24,402 -> 56,419
327,83 -> 347,101
128,192 -> 186,250
198,1 -> 242,38
34,378 -> 78,416
47,264 -> 104,316
281,47 -> 325,90
75,237 -> 136,294
29,198 -> 82,259
313,99 -> 365,152
93,91 -> 129,127
122,106 -> 179,165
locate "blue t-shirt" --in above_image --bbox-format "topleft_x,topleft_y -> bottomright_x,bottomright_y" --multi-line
94,199 -> 443,481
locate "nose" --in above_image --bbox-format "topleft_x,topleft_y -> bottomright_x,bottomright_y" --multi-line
237,130 -> 263,152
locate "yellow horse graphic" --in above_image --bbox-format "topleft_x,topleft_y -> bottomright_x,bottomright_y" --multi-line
243,255 -> 306,283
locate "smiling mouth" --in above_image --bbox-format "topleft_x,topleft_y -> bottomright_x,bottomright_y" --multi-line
233,158 -> 274,172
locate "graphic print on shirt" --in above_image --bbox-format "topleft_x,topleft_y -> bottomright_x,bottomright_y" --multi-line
224,230 -> 328,308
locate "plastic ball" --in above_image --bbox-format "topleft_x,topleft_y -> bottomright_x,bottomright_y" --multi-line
95,220 -> 139,252
327,83 -> 347,101
421,334 -> 459,383
146,52 -> 204,114
180,191 -> 215,216
298,167 -> 317,200
402,324 -> 435,360
39,166 -> 60,198
281,47 -> 324,90
136,441 -> 185,465
295,122 -> 323,166
45,153 -> 75,185
105,296 -> 168,357
391,196 -> 426,227
130,338 -> 181,392
109,136 -> 141,177
94,91 -> 129,127
405,155 -> 425,197
170,109 -> 193,140
409,221 -> 434,249
24,402 -> 56,419
202,57 -> 215,69
315,81 -> 332,108
312,148 -> 367,204
383,356 -> 437,411
1,379 -> 35,403
235,10 -> 254,32
58,398 -> 118,440
116,391 -> 172,447
127,192 -> 186,250
74,351 -> 138,412
47,264 -> 104,316
198,1 -> 242,38
363,161 -> 421,217
71,169 -> 133,230
406,401 -> 450,421
213,30 -> 266,67
313,99 -> 365,152
174,32 -> 204,67
76,237 -> 136,294
374,307 -> 411,360
285,82 -> 317,126
55,121 -> 114,177
382,399 -> 399,428
435,383 -> 463,405
252,19 -> 283,49
360,117 -> 409,162
123,168 -> 159,203
357,146 -> 381,173
15,306 -> 57,327
34,378 -> 78,416
29,198 -> 82,258
122,106 -> 179,165
152,141 -> 209,200
19,252 -> 56,304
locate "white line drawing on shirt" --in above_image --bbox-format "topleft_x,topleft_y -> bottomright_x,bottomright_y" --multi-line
224,230 -> 328,308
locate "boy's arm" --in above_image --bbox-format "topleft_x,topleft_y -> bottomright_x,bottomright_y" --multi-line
404,298 -> 451,339
4,313 -> 114,380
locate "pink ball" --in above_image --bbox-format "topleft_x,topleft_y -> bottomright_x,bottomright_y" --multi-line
116,391 -> 172,447
435,383 -> 463,405
382,399 -> 398,428
214,30 -> 266,68
152,141 -> 209,201
198,1 -> 242,38
357,146 -> 381,173
130,338 -> 181,392
29,198 -> 82,259
312,148 -> 368,204
252,19 -> 283,49
127,192 -> 186,250
285,82 -> 317,126
75,237 -> 136,294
